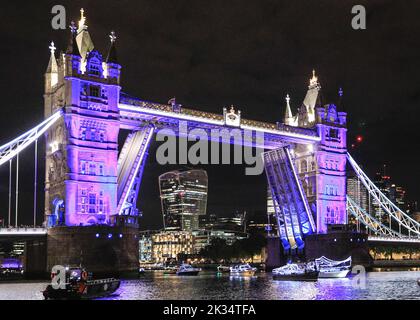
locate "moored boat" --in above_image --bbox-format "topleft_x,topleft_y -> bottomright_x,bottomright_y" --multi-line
176,264 -> 201,276
42,266 -> 120,300
316,256 -> 352,279
217,265 -> 231,273
230,264 -> 257,277
163,266 -> 178,275
272,263 -> 319,281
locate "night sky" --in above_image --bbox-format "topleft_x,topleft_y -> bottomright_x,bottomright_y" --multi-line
0,1 -> 419,229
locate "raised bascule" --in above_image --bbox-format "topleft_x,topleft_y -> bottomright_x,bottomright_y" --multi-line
0,10 -> 419,274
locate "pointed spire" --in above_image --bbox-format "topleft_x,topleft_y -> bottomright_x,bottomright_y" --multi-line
78,8 -> 87,32
49,42 -> 56,55
285,94 -> 293,119
300,70 -> 322,126
76,8 -> 94,59
106,31 -> 119,64
309,69 -> 320,88
66,21 -> 81,56
284,94 -> 296,126
46,41 -> 58,73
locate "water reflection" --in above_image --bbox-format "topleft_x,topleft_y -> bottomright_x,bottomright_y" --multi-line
0,271 -> 418,300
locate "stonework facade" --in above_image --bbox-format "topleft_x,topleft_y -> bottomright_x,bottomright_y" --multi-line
44,14 -> 121,227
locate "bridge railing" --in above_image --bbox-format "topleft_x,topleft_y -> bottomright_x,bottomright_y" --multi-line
0,227 -> 47,235
368,236 -> 420,243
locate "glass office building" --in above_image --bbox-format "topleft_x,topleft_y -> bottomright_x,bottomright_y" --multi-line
159,170 -> 208,231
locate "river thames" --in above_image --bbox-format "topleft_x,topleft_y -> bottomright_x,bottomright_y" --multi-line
0,270 -> 419,300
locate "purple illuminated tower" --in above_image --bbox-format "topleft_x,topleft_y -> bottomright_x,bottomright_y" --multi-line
44,11 -> 138,274
282,71 -> 347,235
314,96 -> 348,233
44,12 -> 121,227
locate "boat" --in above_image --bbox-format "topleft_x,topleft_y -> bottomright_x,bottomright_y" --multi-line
0,258 -> 24,280
163,266 -> 178,275
42,266 -> 120,300
138,268 -> 145,275
176,264 -> 201,276
217,265 -> 231,273
315,256 -> 352,278
230,264 -> 257,277
272,263 -> 319,281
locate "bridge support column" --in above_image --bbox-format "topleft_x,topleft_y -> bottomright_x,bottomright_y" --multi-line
24,239 -> 47,279
47,225 -> 138,277
304,227 -> 372,267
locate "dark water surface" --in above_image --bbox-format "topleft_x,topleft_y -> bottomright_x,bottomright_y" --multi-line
0,271 -> 419,300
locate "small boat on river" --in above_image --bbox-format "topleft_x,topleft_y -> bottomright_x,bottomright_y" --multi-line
42,266 -> 120,300
316,256 -> 352,278
176,264 -> 201,276
272,263 -> 319,281
230,264 -> 257,277
217,265 -> 231,273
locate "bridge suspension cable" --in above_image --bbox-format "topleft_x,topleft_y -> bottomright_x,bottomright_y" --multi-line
8,159 -> 12,226
347,153 -> 420,238
347,196 -> 401,238
33,139 -> 38,227
0,110 -> 62,167
0,110 -> 62,227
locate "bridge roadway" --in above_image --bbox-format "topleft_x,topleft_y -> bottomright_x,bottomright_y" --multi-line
0,228 -> 47,241
0,227 -> 419,244
118,93 -> 321,149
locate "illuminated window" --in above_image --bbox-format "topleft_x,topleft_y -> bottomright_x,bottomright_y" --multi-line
98,199 -> 104,213
90,128 -> 96,141
89,85 -> 100,97
80,161 -> 87,175
328,128 -> 339,139
80,127 -> 87,140
79,189 -> 88,214
89,193 -> 97,214
89,64 -> 100,76
99,130 -> 105,143
89,163 -> 96,176
101,88 -> 108,99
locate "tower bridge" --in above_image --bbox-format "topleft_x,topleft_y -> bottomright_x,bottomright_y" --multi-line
0,9 -> 419,274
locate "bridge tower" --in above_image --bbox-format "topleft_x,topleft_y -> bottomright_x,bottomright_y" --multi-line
313,89 -> 348,234
44,11 -> 121,227
284,71 -> 347,235
43,10 -> 138,275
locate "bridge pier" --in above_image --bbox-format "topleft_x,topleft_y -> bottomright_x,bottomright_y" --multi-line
266,226 -> 373,268
24,239 -> 47,279
304,228 -> 372,267
47,225 -> 139,277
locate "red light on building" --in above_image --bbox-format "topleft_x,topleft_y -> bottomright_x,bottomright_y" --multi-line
356,135 -> 363,143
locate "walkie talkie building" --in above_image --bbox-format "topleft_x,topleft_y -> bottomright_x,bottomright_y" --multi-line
159,170 -> 208,231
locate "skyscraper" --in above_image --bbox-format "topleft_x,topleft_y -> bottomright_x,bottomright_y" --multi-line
347,172 -> 368,213
159,170 -> 208,231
